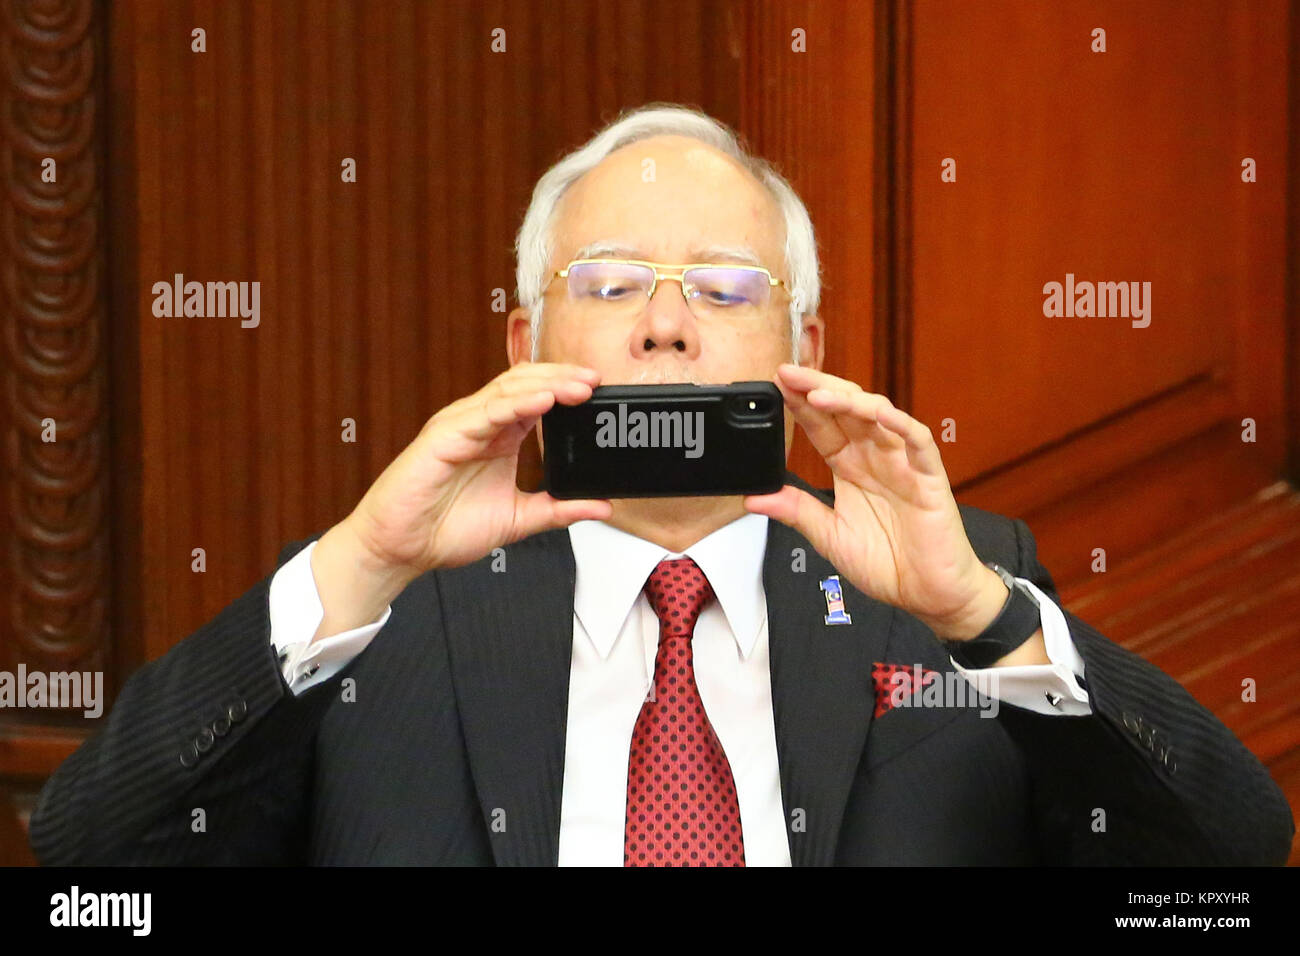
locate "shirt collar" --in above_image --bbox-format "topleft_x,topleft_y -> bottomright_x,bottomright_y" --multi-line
568,512 -> 770,661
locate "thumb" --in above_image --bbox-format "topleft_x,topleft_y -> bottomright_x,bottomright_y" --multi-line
743,484 -> 839,558
512,490 -> 613,541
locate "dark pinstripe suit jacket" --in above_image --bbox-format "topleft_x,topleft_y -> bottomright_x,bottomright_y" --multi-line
29,474 -> 1295,865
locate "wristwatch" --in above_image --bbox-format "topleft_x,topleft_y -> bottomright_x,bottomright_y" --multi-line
943,561 -> 1042,669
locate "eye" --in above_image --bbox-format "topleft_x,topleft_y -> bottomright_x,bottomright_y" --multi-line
696,285 -> 751,306
592,284 -> 636,300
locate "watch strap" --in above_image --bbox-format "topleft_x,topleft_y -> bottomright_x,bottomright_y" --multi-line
944,562 -> 1042,669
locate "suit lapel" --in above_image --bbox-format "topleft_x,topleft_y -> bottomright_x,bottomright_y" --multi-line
766,473 -> 894,866
440,529 -> 575,866
442,474 -> 911,867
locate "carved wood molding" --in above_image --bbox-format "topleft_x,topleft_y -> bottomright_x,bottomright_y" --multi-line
0,0 -> 107,673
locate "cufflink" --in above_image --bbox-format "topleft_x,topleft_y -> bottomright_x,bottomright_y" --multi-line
293,663 -> 320,685
1045,691 -> 1063,708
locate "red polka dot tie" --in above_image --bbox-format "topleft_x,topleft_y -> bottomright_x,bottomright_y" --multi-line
624,557 -> 745,866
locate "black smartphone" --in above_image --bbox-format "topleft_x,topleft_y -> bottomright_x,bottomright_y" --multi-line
541,381 -> 786,499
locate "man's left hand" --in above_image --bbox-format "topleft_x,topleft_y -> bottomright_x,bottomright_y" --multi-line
744,363 -> 1015,644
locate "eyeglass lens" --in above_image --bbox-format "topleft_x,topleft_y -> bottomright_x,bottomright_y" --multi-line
565,262 -> 770,317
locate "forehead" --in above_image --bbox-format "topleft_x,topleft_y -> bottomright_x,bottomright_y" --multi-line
551,134 -> 786,271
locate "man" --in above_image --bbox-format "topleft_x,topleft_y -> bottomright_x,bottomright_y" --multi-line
29,104 -> 1294,865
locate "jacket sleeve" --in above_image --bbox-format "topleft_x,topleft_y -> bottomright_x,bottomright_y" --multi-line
28,534 -> 337,865
994,516 -> 1296,865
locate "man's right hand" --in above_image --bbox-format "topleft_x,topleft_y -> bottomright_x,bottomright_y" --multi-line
306,363 -> 612,641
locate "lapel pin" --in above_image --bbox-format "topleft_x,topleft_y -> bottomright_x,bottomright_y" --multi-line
820,575 -> 852,625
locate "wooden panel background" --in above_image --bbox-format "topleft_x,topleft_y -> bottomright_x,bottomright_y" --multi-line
0,0 -> 109,865
739,0 -> 877,459
1,0 -> 1295,863
901,0 -> 1290,588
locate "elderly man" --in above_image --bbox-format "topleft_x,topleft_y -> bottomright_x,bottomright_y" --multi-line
30,104 -> 1293,866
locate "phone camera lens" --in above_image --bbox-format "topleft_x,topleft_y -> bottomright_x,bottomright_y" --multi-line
732,395 -> 770,418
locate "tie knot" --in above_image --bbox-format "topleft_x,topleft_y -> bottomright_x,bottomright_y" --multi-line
643,557 -> 715,639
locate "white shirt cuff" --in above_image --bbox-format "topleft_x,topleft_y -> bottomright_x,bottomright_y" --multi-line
268,539 -> 391,695
950,576 -> 1092,717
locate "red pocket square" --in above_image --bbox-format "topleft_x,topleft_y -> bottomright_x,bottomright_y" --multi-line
871,662 -> 941,719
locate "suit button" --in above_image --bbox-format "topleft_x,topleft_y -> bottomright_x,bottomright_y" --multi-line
195,727 -> 215,753
179,742 -> 199,768
1163,749 -> 1177,774
227,698 -> 248,723
1122,712 -> 1139,733
212,714 -> 231,737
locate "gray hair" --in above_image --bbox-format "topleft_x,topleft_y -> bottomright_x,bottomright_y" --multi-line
513,103 -> 821,362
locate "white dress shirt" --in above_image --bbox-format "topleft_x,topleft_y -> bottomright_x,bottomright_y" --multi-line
267,515 -> 1091,865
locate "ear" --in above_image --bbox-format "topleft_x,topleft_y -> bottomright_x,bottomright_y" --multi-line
507,305 -> 533,367
506,305 -> 546,454
800,312 -> 825,370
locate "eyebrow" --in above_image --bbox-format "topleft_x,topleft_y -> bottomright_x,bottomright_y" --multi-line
571,240 -> 765,267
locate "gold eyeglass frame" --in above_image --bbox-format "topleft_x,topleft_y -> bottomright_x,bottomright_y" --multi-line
546,257 -> 793,312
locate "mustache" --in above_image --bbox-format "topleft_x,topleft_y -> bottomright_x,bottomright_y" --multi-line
622,364 -> 709,386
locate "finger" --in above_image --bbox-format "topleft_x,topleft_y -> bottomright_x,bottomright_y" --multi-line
448,373 -> 589,443
455,389 -> 555,442
501,362 -> 602,387
493,374 -> 595,406
422,366 -> 600,441
872,403 -> 946,478
804,387 -> 904,450
775,365 -> 909,465
778,363 -> 889,416
455,364 -> 597,416
485,391 -> 549,427
775,376 -> 853,462
743,484 -> 838,558
512,490 -> 613,539
774,362 -> 858,397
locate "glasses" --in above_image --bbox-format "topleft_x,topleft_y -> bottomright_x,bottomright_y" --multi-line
546,258 -> 792,321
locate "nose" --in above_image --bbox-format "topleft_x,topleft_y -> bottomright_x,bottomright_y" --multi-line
632,277 -> 701,358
